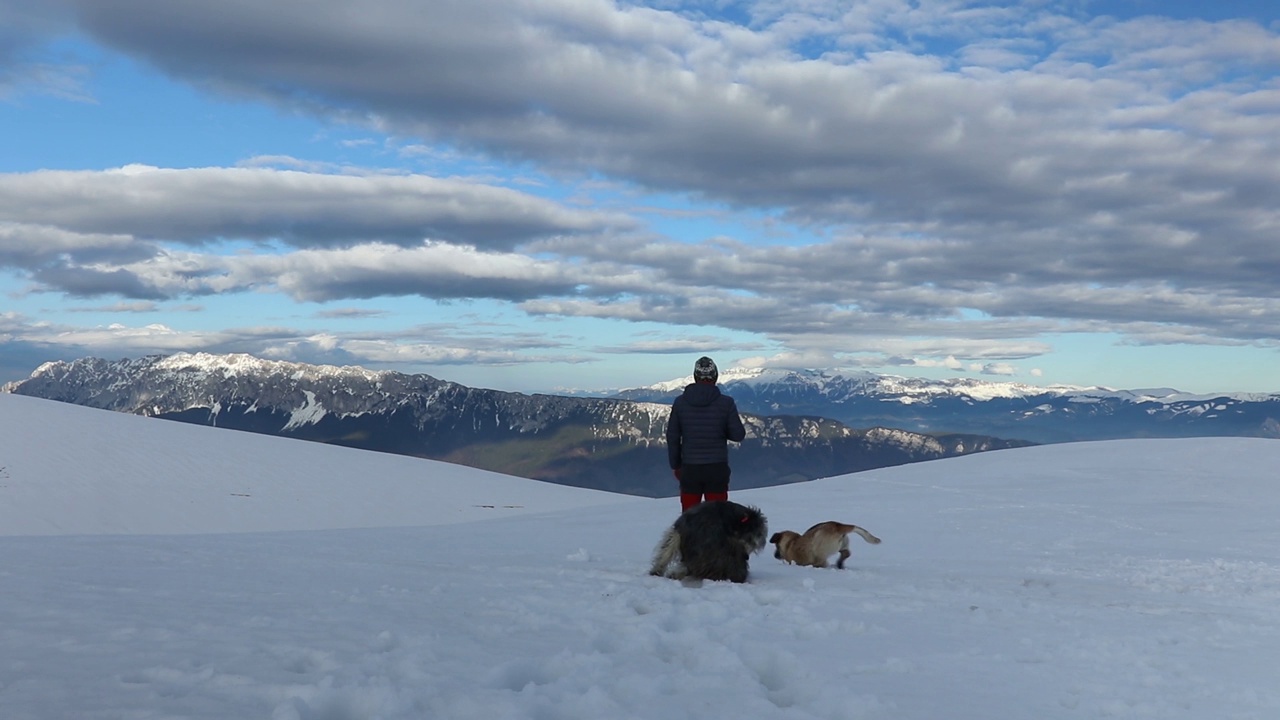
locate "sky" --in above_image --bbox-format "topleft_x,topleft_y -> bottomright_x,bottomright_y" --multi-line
2,1 -> 1280,395
5,392 -> 1280,718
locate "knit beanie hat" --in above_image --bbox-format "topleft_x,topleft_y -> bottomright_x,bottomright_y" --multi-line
693,356 -> 719,383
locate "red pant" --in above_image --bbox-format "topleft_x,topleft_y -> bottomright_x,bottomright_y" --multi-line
677,462 -> 730,511
680,491 -> 728,511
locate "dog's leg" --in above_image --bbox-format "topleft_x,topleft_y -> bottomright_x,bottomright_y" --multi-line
835,534 -> 851,569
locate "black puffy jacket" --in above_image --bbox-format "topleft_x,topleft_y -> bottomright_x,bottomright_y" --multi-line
666,382 -> 746,468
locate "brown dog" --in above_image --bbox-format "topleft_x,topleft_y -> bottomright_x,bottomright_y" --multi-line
770,521 -> 880,569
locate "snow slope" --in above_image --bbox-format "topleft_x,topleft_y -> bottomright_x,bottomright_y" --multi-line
0,393 -> 631,535
2,393 -> 1279,719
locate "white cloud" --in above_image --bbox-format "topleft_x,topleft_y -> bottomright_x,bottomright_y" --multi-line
980,362 -> 1017,376
0,166 -> 633,251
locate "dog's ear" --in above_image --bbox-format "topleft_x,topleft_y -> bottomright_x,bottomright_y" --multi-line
769,532 -> 781,544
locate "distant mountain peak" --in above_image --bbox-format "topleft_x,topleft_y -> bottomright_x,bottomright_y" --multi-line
153,352 -> 392,381
614,366 -> 1280,444
632,365 -> 1274,405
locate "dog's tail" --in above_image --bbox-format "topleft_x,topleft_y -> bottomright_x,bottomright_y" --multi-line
836,523 -> 881,545
648,527 -> 685,579
851,525 -> 881,544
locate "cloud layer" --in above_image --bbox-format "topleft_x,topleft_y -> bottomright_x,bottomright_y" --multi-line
3,0 -> 1279,383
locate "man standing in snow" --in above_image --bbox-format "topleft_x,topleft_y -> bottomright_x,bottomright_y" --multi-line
666,356 -> 747,511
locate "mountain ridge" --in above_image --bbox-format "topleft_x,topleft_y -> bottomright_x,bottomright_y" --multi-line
2,353 -> 1031,496
611,367 -> 1280,443
628,366 -> 1279,403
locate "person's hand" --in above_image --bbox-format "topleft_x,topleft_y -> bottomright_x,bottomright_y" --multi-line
672,467 -> 682,481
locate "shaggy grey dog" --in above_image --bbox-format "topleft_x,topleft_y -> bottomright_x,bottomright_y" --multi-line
648,500 -> 768,583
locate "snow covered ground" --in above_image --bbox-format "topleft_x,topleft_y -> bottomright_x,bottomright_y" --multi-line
3,392 -> 1279,719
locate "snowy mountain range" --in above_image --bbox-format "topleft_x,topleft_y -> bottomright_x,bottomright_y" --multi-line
613,367 -> 1280,443
0,353 -> 1028,496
